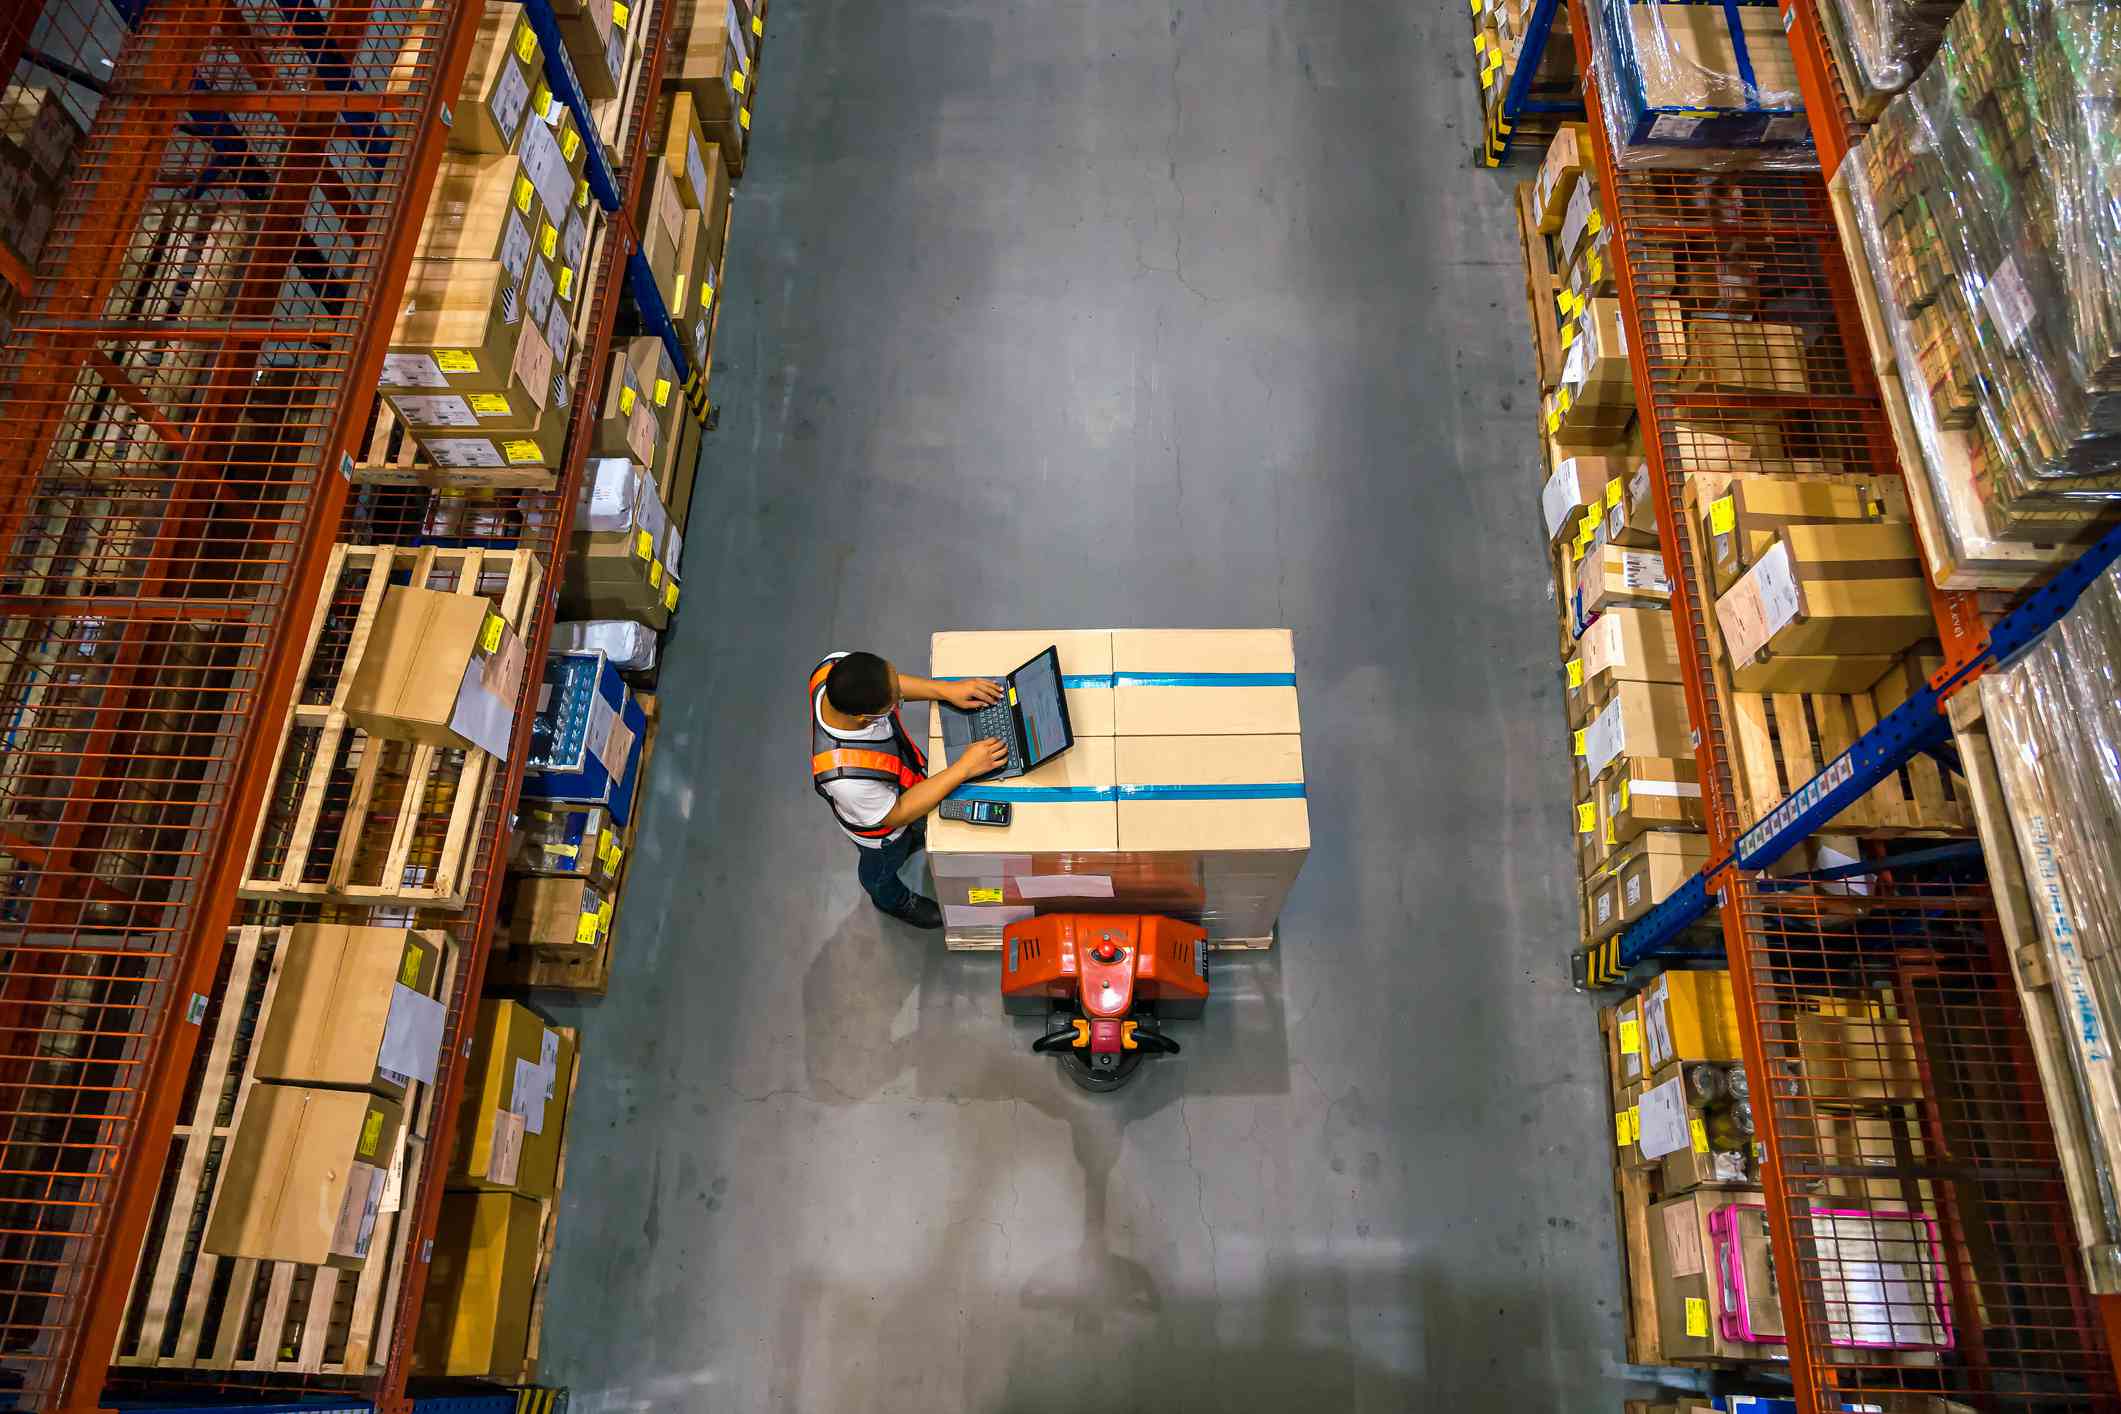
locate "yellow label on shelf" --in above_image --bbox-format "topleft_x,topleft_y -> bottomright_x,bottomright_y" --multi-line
634,528 -> 653,560
540,220 -> 558,258
576,910 -> 600,945
732,66 -> 748,94
1618,780 -> 1631,811
613,0 -> 630,26
619,385 -> 637,415
597,828 -> 614,864
1575,803 -> 1595,834
598,898 -> 613,927
576,177 -> 590,209
480,611 -> 505,653
1690,1117 -> 1709,1154
654,377 -> 671,407
1587,209 -> 1603,235
701,279 -> 715,307
1545,407 -> 1559,434
969,888 -> 1004,904
1628,1106 -> 1640,1142
1614,1111 -> 1629,1146
1605,477 -> 1624,508
1474,32 -> 1487,52
1709,495 -> 1736,535
649,559 -> 665,589
435,350 -> 479,373
1565,658 -> 1582,688
514,174 -> 534,214
559,266 -> 576,299
514,19 -> 535,61
752,12 -> 763,33
1560,323 -> 1576,349
399,945 -> 424,986
469,392 -> 511,415
1618,1017 -> 1640,1054
359,1108 -> 385,1158
563,128 -> 581,161
740,106 -> 752,130
664,578 -> 681,610
1684,1297 -> 1709,1339
503,439 -> 542,464
1556,386 -> 1573,413
1572,729 -> 1587,757
533,80 -> 552,113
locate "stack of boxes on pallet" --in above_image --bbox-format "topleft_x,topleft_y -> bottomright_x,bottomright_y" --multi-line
924,630 -> 1308,950
1470,0 -> 1580,161
1604,975 -> 1951,1366
0,80 -> 84,340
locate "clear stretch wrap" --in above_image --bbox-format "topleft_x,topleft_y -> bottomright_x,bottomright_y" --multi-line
1590,0 -> 1816,169
1844,0 -> 2121,557
1821,0 -> 1961,106
1983,556 -> 2121,1281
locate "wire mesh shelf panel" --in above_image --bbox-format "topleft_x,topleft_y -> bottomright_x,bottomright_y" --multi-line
1733,871 -> 2119,1407
0,0 -> 468,1401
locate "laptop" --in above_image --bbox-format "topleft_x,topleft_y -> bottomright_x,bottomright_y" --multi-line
938,644 -> 1076,781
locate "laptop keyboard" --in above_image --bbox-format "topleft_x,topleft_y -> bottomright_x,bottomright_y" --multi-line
966,700 -> 1024,775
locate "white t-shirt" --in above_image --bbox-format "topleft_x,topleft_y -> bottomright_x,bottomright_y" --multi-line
814,683 -> 905,847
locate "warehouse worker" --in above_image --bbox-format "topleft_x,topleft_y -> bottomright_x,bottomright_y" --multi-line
810,651 -> 1007,929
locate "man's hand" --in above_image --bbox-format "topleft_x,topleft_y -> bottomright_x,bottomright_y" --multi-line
939,678 -> 1004,710
952,737 -> 1008,779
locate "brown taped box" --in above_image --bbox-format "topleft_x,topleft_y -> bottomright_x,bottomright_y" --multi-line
1718,521 -> 1932,666
1649,1188 -> 1777,1361
674,206 -> 715,366
1700,474 -> 1884,597
932,630 -> 1117,736
1642,970 -> 1741,1069
1600,756 -> 1704,848
1794,1012 -> 1923,1104
343,586 -> 525,752
1671,313 -> 1809,396
451,1000 -> 576,1200
450,8 -> 540,154
633,159 -> 688,307
1533,122 -> 1592,234
551,0 -> 621,99
1613,830 -> 1711,930
665,0 -> 749,162
203,1084 -> 403,1269
563,537 -> 674,630
384,259 -> 531,401
594,351 -> 660,466
507,875 -> 611,956
1113,629 -> 1300,736
1541,454 -> 1624,549
1602,459 -> 1658,549
252,926 -> 443,1102
1577,542 -> 1671,616
1579,605 -> 1682,692
414,1190 -> 544,1377
626,335 -> 686,481
1583,680 -> 1694,779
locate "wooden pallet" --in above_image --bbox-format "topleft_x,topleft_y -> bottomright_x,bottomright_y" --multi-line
115,925 -> 456,1375
238,544 -> 542,909
1949,691 -> 2121,1294
1513,179 -> 1564,393
1824,167 -> 2089,592
1676,474 -> 1973,838
499,1026 -> 583,1384
486,694 -> 661,996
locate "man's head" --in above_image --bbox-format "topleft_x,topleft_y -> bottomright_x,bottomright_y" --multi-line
824,652 -> 898,720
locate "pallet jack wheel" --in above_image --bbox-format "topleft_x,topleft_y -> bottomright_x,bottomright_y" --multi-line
1060,1048 -> 1144,1092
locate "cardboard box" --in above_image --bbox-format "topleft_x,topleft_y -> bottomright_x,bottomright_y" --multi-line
1626,4 -> 1801,116
450,7 -> 539,154
510,802 -> 623,886
1574,788 -> 1605,872
1793,1012 -> 1922,1104
1613,829 -> 1711,926
578,456 -> 677,566
1699,475 -> 1882,598
1558,171 -> 1604,266
1812,1109 -> 1933,1205
414,1190 -> 544,1377
666,0 -> 749,161
1562,297 -> 1631,403
1600,755 -> 1704,847
927,729 -> 1118,861
931,630 -> 1116,735
1581,679 -> 1691,779
563,537 -> 674,630
1617,994 -> 1646,1085
413,153 -> 542,279
1716,522 -> 1932,666
253,926 -> 445,1102
1576,542 -> 1671,618
523,650 -> 651,823
507,875 -> 612,955
551,0 -> 621,100
1111,629 -> 1299,736
412,398 -> 570,477
343,587 -> 524,756
659,86 -> 716,211
1533,122 -> 1592,234
1649,1187 -> 1776,1361
676,205 -> 716,363
1114,735 -> 1307,853
451,1000 -> 574,1199
203,1085 -> 403,1268
1641,969 -> 1740,1070
626,335 -> 685,480
1601,459 -> 1658,549
382,259 -> 531,402
1540,455 -> 1623,547
1586,862 -> 1623,940
1674,314 -> 1809,396
635,159 -> 687,308
1579,605 -> 1682,695
594,351 -> 661,465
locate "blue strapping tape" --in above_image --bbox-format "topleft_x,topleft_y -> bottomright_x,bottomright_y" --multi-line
1118,783 -> 1307,800
1112,672 -> 1296,688
950,783 -> 1306,803
952,785 -> 1116,803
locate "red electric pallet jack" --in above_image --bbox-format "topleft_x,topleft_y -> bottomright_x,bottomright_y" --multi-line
1000,914 -> 1209,1091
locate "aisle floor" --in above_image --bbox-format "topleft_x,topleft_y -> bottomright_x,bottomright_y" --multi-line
542,2 -> 1627,1407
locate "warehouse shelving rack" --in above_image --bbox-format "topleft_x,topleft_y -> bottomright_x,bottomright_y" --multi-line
1561,0 -> 2121,1405
1474,0 -> 1584,166
0,0 -> 714,1403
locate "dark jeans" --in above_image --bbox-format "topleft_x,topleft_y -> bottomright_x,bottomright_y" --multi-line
855,821 -> 926,913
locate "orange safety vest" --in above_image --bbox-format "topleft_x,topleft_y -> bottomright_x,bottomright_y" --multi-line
809,655 -> 928,839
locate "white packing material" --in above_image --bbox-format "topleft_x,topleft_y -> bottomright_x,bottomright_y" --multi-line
550,619 -> 659,672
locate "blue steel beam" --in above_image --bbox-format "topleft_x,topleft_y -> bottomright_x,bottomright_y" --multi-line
1482,0 -> 1585,165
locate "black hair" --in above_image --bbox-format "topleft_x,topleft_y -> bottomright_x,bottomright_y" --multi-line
825,652 -> 894,716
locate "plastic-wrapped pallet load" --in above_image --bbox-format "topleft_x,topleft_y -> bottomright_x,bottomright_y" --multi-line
1818,0 -> 1961,113
1982,556 -> 2121,1277
1589,0 -> 1814,168
1842,0 -> 2121,567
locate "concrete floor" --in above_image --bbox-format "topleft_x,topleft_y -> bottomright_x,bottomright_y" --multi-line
542,1 -> 1630,1408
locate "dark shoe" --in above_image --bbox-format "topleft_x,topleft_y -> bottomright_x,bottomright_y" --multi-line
879,895 -> 943,930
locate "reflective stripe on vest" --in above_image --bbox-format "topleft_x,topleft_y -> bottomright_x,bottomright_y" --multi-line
810,655 -> 926,838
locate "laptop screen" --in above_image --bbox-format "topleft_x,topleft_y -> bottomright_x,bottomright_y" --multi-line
1014,649 -> 1071,768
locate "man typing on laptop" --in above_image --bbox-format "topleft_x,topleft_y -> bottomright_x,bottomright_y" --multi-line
809,650 -> 1006,930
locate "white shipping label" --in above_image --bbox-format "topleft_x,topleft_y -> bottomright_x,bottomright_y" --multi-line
333,1162 -> 385,1258
1625,874 -> 1644,907
1637,1075 -> 1690,1158
1584,695 -> 1627,779
389,394 -> 478,428
488,1107 -> 525,1186
500,209 -> 533,279
1716,539 -> 1801,666
518,118 -> 575,228
1562,336 -> 1589,390
1629,462 -> 1649,503
727,0 -> 746,65
1618,549 -> 1669,592
1014,874 -> 1116,900
1983,255 -> 2037,348
547,301 -> 573,367
565,209 -> 590,267
1595,890 -> 1613,924
584,688 -> 618,774
1649,113 -> 1702,141
1628,779 -> 1703,798
377,983 -> 446,1084
380,352 -> 449,389
424,436 -> 506,468
1541,462 -> 1583,539
493,60 -> 531,147
1644,976 -> 1673,1068
527,259 -> 556,326
512,1057 -> 551,1135
686,134 -> 708,209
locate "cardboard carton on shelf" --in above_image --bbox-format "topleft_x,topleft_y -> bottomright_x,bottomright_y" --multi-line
510,802 -> 623,887
594,351 -> 662,467
634,157 -> 688,310
413,1190 -> 545,1377
1601,460 -> 1658,549
1577,540 -> 1671,618
564,537 -> 675,630
382,258 -> 534,403
450,8 -> 540,154
1586,860 -> 1623,941
203,1085 -> 403,1269
450,1000 -> 576,1200
1611,829 -> 1711,929
1648,1187 -> 1777,1361
1557,170 -> 1604,268
412,398 -> 572,478
524,650 -> 652,824
1533,122 -> 1592,235
507,875 -> 613,956
1111,629 -> 1299,736
675,205 -> 717,368
1716,521 -> 1933,669
578,456 -> 679,569
1670,312 -> 1810,397
1641,1061 -> 1752,1192
1540,455 -> 1624,548
252,926 -> 445,1103
1617,993 -> 1647,1086
551,0 -> 621,100
1641,969 -> 1741,1070
665,0 -> 750,162
1699,474 -> 1885,598
659,85 -> 717,211
1599,755 -> 1704,848
666,390 -> 705,532
626,335 -> 686,481
1575,789 -> 1606,874
1793,1011 -> 1922,1105
1578,604 -> 1682,696
342,585 -> 525,757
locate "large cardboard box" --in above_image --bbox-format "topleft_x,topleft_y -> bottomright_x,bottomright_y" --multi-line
634,159 -> 687,310
927,629 -> 1306,947
1794,1012 -> 1922,1103
1612,829 -> 1712,926
1581,679 -> 1691,780
1700,475 -> 1881,598
594,350 -> 661,465
1578,605 -> 1682,696
1600,755 -> 1704,848
1649,1188 -> 1777,1361
551,0 -> 622,100
450,1000 -> 575,1199
344,586 -> 524,756
507,875 -> 612,956
1111,629 -> 1300,736
1641,969 -> 1740,1070
253,926 -> 444,1102
665,0 -> 750,162
1717,522 -> 1932,667
414,1190 -> 544,1377
626,335 -> 685,480
1576,541 -> 1670,618
382,259 -> 532,403
1533,122 -> 1592,234
563,537 -> 674,629
1540,455 -> 1624,548
1673,314 -> 1809,396
204,1085 -> 403,1269
450,8 -> 539,154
